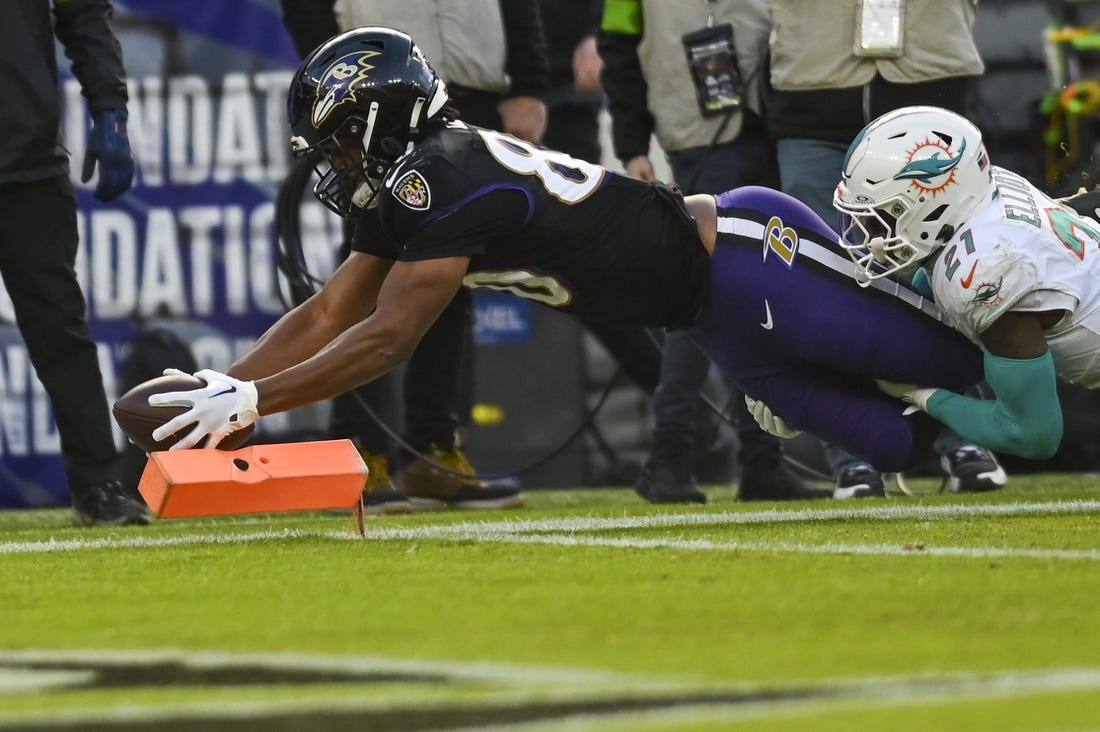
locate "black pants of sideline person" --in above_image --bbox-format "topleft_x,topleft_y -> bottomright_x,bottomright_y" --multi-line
0,176 -> 120,494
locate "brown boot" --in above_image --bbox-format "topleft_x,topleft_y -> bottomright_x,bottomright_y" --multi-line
401,446 -> 524,511
359,452 -> 412,515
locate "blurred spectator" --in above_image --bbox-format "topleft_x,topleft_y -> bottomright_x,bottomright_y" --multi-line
599,0 -> 829,503
766,0 -> 1008,497
541,0 -> 666,458
541,0 -> 605,164
3,0 -> 147,525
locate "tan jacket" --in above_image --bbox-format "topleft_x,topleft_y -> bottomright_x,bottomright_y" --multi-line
335,0 -> 510,92
634,0 -> 770,151
769,0 -> 984,91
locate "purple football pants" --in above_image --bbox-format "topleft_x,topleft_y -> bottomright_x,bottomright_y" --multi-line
688,186 -> 983,471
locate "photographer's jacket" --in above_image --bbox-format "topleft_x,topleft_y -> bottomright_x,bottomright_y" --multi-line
281,0 -> 548,101
598,0 -> 769,161
767,0 -> 984,142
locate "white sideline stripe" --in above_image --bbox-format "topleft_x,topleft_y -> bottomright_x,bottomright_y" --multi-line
372,528 -> 1100,562
0,529 -> 313,554
0,500 -> 1096,560
400,499 -> 1100,536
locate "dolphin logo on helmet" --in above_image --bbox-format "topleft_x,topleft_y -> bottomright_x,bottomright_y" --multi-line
893,138 -> 966,189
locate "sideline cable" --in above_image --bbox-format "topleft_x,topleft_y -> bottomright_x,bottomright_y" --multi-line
273,159 -> 627,483
275,160 -> 833,486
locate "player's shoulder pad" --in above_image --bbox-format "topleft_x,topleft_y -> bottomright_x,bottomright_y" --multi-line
932,226 -> 1036,332
379,146 -> 434,213
380,129 -> 472,216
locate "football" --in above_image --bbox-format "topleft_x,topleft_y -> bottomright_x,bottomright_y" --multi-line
113,373 -> 255,453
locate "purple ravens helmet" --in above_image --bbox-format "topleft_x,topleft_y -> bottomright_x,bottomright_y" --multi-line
287,27 -> 450,214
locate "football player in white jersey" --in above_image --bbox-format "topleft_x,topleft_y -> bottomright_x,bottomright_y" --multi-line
832,105 -> 1100,461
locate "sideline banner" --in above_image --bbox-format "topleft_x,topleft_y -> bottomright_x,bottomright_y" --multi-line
0,0 -> 342,507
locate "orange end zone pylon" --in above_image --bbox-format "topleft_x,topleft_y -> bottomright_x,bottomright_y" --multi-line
138,439 -> 368,524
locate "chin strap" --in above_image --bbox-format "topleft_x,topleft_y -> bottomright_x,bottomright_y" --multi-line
350,97 -> 427,210
351,179 -> 379,209
406,96 -> 426,154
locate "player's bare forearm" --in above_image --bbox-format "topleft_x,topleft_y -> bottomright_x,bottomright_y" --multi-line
252,316 -> 416,414
229,252 -> 391,381
250,255 -> 470,416
229,299 -> 344,381
252,301 -> 460,414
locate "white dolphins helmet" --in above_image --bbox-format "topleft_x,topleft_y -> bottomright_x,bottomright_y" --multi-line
833,106 -> 996,285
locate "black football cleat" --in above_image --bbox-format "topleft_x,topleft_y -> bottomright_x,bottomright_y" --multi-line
832,462 -> 887,499
72,481 -> 150,526
738,455 -> 832,501
634,439 -> 707,505
941,445 -> 1007,493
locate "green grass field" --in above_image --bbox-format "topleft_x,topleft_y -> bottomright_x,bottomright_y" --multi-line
1,474 -> 1098,731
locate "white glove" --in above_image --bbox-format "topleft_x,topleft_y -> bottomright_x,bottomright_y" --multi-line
149,368 -> 259,450
875,379 -> 938,412
744,396 -> 802,438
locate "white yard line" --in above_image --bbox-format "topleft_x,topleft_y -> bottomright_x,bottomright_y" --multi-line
0,500 -> 1096,560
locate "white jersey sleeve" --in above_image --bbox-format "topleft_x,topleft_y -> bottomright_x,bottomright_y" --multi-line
928,167 -> 1100,387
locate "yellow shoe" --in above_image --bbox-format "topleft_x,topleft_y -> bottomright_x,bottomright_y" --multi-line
400,446 -> 524,511
359,452 -> 412,515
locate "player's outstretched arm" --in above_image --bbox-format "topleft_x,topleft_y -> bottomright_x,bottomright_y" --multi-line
230,252 -> 392,381
919,351 -> 1062,460
145,254 -> 468,449
878,312 -> 1064,460
252,254 -> 470,416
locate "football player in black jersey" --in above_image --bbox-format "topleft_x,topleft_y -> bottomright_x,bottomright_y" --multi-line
148,27 -> 987,476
